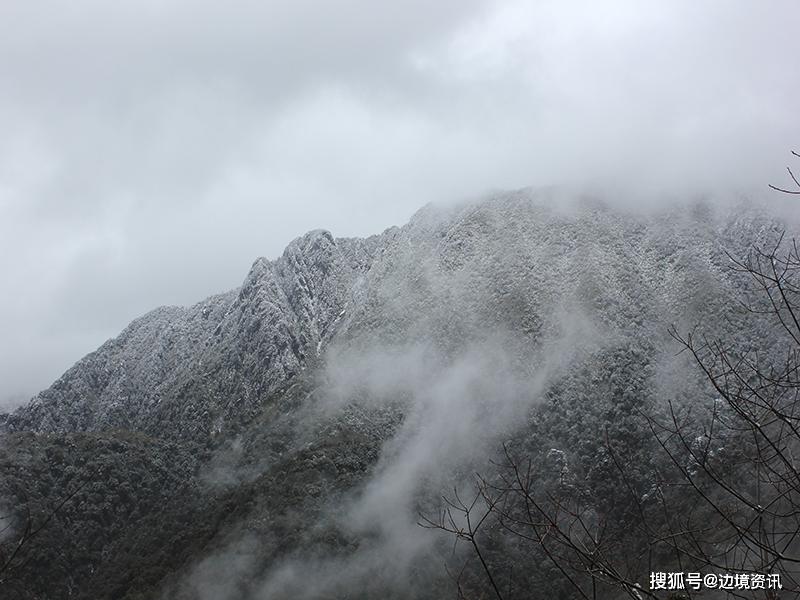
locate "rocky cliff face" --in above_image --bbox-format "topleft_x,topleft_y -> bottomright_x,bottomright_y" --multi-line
1,190 -> 794,599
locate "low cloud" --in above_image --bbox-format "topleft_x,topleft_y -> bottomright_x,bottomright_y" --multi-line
171,305 -> 600,597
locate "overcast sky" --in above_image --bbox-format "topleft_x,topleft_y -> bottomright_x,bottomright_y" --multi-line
1,0 -> 798,407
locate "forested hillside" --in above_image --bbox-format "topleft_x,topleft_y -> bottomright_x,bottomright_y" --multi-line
1,191 -> 796,599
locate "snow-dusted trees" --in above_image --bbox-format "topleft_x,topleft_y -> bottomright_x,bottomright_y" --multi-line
423,165 -> 800,600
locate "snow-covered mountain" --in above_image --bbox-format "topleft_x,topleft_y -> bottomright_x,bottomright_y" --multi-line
7,192 -> 779,439
6,229 -> 391,439
1,190 -> 793,599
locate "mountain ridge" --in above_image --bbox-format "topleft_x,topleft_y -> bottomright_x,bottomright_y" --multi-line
6,191 -> 789,441
1,189 -> 796,599
6,227 -> 393,439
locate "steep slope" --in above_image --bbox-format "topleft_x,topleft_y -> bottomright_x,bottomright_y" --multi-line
1,190 -> 795,600
6,230 -> 391,441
